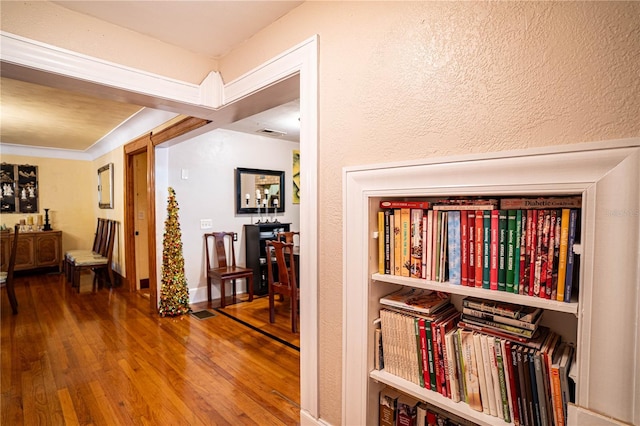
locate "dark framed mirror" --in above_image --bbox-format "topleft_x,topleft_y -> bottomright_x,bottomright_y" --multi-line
236,168 -> 285,214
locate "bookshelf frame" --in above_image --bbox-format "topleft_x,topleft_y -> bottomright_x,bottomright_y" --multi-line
342,139 -> 640,425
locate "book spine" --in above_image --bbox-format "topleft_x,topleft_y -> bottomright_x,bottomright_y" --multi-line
527,209 -> 538,296
414,318 -> 425,388
556,209 -> 570,301
380,200 -> 431,209
518,210 -> 527,295
454,330 -> 467,403
490,209 -> 499,291
516,346 -> 531,426
461,330 -> 483,412
439,212 -> 448,282
499,196 -> 582,210
425,210 -> 434,281
506,340 -> 522,426
475,210 -> 484,288
425,319 -> 435,390
378,211 -> 385,275
461,315 -> 534,338
410,209 -> 424,279
544,210 -> 557,300
498,209 -> 508,291
507,209 -> 518,293
533,350 -> 549,426
393,209 -> 401,275
533,210 -> 545,298
500,339 -> 514,423
540,210 -> 551,299
472,333 -> 490,414
513,210 -> 527,294
430,319 -> 441,392
421,215 -> 428,279
434,211 -> 442,281
564,209 -> 578,303
418,318 -> 429,388
460,210 -> 469,286
482,210 -> 491,289
480,334 -> 498,417
401,208 -> 411,277
462,307 -> 540,331
444,330 -> 460,402
550,210 -> 561,301
468,210 -> 476,287
447,211 -> 461,285
384,210 -> 392,274
488,336 -> 504,420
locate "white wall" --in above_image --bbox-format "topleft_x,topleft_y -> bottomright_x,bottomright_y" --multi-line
162,128 -> 300,303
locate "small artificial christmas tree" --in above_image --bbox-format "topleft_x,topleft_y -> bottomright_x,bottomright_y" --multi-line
158,187 -> 190,317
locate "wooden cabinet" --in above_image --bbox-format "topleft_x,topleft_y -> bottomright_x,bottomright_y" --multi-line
342,141 -> 640,426
244,223 -> 290,296
0,230 -> 62,273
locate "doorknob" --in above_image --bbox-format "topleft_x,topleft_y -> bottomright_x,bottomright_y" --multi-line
135,231 -> 139,236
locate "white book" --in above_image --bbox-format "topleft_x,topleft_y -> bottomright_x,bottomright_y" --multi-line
445,328 -> 460,402
480,334 -> 498,417
426,210 -> 434,280
473,333 -> 490,414
488,336 -> 504,420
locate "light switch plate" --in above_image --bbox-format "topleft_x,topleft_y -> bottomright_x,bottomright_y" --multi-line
181,168 -> 189,180
200,219 -> 212,229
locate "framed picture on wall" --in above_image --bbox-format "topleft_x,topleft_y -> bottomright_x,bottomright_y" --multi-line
0,163 -> 17,213
17,165 -> 38,213
292,149 -> 300,204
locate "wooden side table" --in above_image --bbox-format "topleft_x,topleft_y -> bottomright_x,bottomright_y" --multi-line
0,230 -> 62,273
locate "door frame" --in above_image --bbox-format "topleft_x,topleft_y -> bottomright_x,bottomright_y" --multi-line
1,33 -> 319,420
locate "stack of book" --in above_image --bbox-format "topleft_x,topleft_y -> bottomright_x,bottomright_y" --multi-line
458,297 -> 543,342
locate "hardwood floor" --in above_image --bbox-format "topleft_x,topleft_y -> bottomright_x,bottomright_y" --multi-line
1,273 -> 300,425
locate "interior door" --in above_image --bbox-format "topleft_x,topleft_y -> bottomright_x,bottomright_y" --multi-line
133,151 -> 149,290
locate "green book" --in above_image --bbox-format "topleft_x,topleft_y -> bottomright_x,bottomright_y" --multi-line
498,210 -> 508,291
506,209 -> 517,292
482,210 -> 491,289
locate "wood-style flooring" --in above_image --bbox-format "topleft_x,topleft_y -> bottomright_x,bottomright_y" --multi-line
1,272 -> 300,425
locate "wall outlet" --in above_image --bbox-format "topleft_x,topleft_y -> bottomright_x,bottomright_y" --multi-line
200,219 -> 212,229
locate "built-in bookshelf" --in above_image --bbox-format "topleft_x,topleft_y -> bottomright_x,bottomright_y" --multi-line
342,140 -> 640,426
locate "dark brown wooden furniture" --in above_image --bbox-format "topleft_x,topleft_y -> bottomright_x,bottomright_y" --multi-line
0,229 -> 62,273
276,231 -> 300,244
64,218 -> 108,282
0,225 -> 20,314
244,223 -> 290,296
204,232 -> 254,308
266,240 -> 299,333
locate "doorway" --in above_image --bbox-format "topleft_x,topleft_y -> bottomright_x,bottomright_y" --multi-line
133,151 -> 149,292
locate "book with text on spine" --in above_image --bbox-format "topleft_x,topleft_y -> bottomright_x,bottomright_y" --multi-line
380,287 -> 451,315
380,200 -> 431,209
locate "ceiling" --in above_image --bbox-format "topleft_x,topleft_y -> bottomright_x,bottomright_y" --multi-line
0,1 -> 303,151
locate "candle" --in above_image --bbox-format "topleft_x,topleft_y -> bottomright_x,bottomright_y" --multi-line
263,198 -> 267,206
37,214 -> 43,225
273,199 -> 279,207
27,216 -> 34,225
265,189 -> 269,195
19,219 -> 26,226
256,190 -> 261,200
245,193 -> 250,200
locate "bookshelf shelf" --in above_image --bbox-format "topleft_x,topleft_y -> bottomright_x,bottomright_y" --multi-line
343,140 -> 640,426
370,369 -> 514,426
371,273 -> 579,315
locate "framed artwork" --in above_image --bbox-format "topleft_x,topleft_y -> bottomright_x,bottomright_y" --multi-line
292,149 -> 300,204
0,163 -> 38,213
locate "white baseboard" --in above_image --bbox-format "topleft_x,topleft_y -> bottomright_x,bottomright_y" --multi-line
301,409 -> 332,426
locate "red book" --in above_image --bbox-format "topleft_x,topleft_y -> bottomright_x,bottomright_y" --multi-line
527,209 -> 538,296
461,210 -> 469,286
475,210 -> 484,288
436,311 -> 460,397
468,210 -> 476,286
534,210 -> 546,297
518,211 -> 527,295
546,209 -> 558,300
504,340 -> 521,426
490,209 -> 499,291
418,318 -> 430,389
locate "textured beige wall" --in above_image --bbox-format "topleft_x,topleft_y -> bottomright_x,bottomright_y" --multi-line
2,2 -> 639,424
0,1 -> 218,84
0,154 -> 95,257
219,2 -> 640,423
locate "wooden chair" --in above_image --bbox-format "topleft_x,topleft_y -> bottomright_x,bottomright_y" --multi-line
0,224 -> 20,314
266,240 -> 299,333
69,219 -> 117,291
204,232 -> 254,308
65,218 -> 108,283
277,231 -> 300,245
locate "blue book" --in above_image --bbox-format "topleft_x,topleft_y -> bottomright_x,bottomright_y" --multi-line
447,211 -> 461,285
564,209 -> 579,302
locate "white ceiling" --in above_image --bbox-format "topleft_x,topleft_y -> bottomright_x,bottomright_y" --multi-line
0,1 -> 303,152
